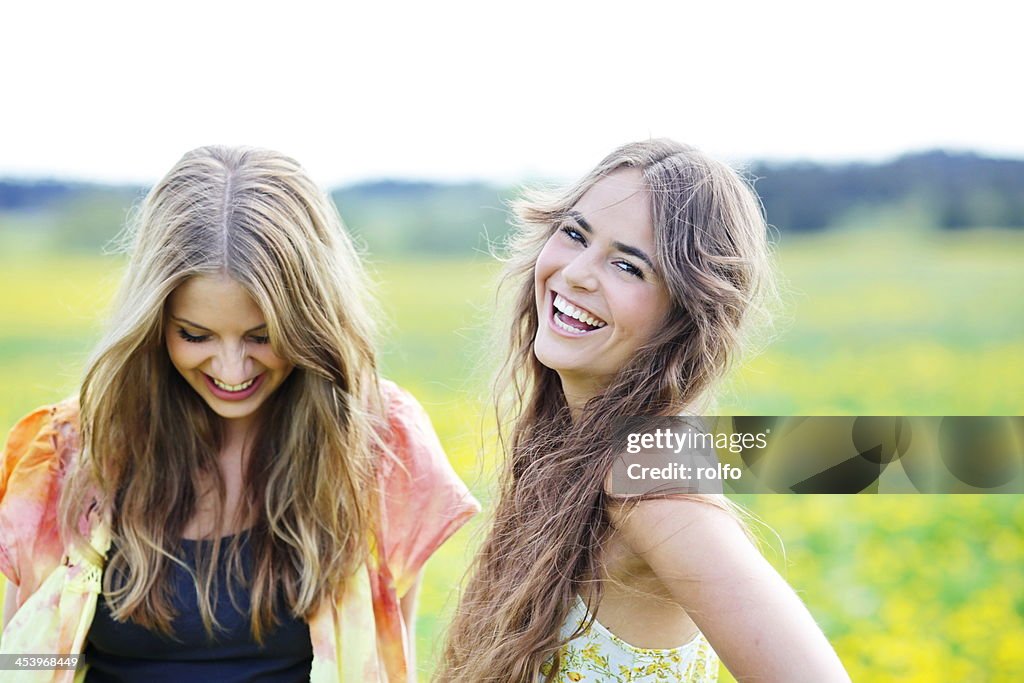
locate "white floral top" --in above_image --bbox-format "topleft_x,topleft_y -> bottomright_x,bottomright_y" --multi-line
541,596 -> 719,682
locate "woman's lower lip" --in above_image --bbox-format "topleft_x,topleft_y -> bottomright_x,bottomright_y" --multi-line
203,373 -> 265,401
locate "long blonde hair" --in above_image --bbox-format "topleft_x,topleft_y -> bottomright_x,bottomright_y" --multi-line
438,140 -> 777,681
59,145 -> 385,641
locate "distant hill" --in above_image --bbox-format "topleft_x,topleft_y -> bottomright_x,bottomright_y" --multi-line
0,179 -> 83,210
331,181 -> 513,255
749,150 -> 1024,231
2,150 -> 1022,254
0,179 -> 513,255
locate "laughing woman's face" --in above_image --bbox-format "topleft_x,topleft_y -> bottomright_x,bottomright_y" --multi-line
165,274 -> 294,428
533,168 -> 672,404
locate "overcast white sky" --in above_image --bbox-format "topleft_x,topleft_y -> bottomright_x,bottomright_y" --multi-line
2,0 -> 1021,187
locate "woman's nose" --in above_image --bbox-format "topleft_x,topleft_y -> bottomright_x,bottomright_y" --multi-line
211,341 -> 253,382
561,251 -> 599,291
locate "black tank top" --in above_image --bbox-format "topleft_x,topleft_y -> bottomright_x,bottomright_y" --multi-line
85,531 -> 313,682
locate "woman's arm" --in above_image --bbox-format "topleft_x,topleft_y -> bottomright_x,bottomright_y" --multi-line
611,495 -> 851,682
399,569 -> 424,683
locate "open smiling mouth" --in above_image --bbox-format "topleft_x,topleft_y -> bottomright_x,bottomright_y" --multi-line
552,293 -> 607,335
203,372 -> 266,400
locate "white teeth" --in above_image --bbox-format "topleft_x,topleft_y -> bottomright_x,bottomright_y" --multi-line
212,376 -> 256,392
553,294 -> 607,328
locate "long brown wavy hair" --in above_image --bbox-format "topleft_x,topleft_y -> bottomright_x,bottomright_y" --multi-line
437,140 -> 777,682
58,146 -> 386,642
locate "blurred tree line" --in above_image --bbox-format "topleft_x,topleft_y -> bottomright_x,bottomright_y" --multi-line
750,150 -> 1024,231
2,150 -> 1022,256
331,181 -> 514,255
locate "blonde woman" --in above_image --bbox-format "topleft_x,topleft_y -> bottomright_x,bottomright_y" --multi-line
439,140 -> 850,682
0,146 -> 479,682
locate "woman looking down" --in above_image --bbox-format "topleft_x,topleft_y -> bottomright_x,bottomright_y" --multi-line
0,146 -> 478,683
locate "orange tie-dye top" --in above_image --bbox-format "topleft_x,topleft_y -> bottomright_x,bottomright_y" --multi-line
0,380 -> 479,683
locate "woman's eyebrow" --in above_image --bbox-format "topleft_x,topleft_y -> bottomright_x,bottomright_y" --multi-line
614,243 -> 655,271
567,210 -> 594,234
171,317 -> 268,334
567,210 -> 656,271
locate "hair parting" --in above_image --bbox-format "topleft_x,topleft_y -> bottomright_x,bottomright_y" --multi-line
58,146 -> 388,642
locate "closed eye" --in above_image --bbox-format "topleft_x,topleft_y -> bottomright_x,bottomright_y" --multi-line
177,328 -> 208,343
176,328 -> 271,344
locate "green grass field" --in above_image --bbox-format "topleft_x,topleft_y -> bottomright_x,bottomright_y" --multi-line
1,228 -> 1022,681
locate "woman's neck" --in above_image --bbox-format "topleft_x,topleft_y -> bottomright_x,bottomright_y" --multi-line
186,433 -> 254,541
214,414 -> 260,493
219,404 -> 266,458
557,374 -> 603,421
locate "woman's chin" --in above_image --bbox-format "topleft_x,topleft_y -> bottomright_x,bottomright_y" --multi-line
198,394 -> 265,421
533,343 -> 574,375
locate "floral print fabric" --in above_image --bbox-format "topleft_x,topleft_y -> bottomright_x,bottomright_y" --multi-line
541,596 -> 719,682
0,380 -> 478,683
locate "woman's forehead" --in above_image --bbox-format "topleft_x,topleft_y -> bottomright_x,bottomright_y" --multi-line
167,275 -> 266,327
571,169 -> 654,246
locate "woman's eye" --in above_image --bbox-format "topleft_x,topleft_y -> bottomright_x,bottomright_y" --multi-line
249,335 -> 271,345
560,225 -> 586,245
176,328 -> 208,343
615,261 -> 645,280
